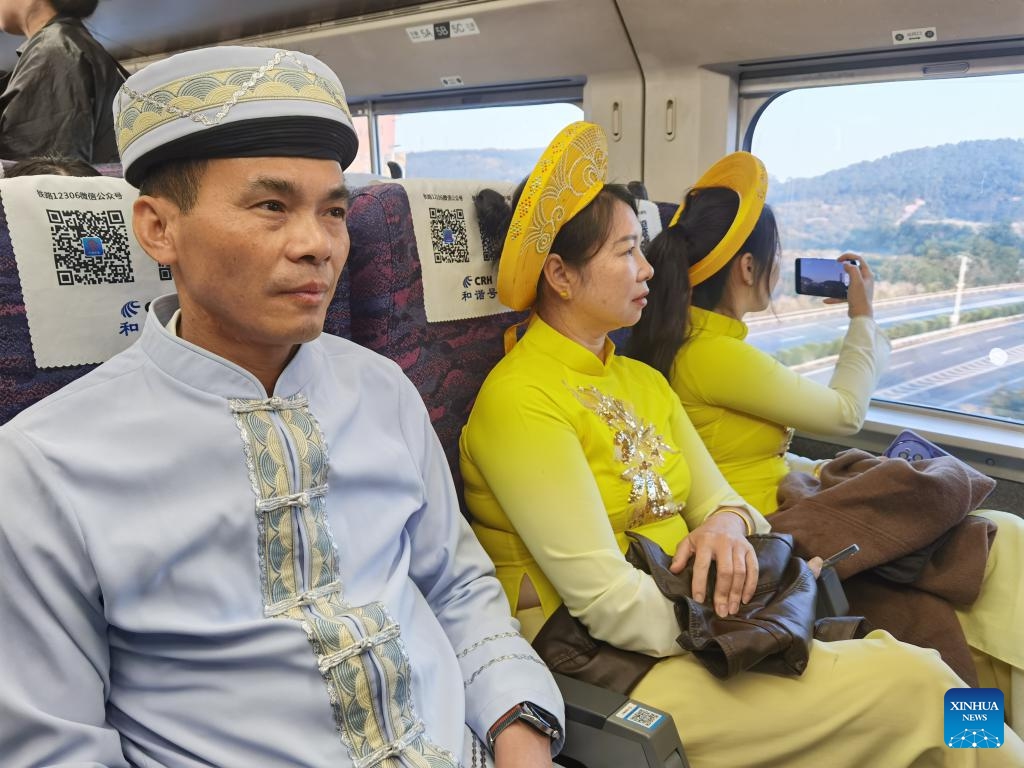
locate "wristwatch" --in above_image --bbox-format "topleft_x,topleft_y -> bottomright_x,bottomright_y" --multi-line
486,701 -> 561,752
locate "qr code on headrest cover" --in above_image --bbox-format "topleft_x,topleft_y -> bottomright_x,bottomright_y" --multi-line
429,207 -> 470,264
48,209 -> 134,286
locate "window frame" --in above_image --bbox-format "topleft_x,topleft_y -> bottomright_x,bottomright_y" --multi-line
737,46 -> 1024,482
350,80 -> 584,175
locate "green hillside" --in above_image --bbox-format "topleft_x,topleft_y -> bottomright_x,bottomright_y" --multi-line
770,139 -> 1024,251
405,148 -> 541,182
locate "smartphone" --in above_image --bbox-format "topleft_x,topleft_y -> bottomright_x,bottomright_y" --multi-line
795,258 -> 852,299
815,545 -> 858,618
883,430 -> 950,462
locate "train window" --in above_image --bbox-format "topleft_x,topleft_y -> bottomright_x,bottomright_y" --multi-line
347,114 -> 373,174
373,102 -> 583,181
747,73 -> 1024,427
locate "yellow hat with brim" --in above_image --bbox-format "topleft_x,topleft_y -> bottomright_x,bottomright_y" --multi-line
670,151 -> 768,286
498,121 -> 608,311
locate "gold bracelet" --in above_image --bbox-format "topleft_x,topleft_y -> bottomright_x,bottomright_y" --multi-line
709,507 -> 753,537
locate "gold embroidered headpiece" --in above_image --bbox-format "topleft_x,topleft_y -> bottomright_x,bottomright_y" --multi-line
498,121 -> 608,311
670,151 -> 768,286
114,47 -> 358,187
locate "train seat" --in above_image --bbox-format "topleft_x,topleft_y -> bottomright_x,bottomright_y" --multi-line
345,178 -> 529,513
0,172 -> 146,424
344,178 -> 689,768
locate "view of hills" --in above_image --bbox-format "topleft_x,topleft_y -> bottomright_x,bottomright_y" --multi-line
405,148 -> 541,182
404,138 -> 1024,241
769,138 -> 1024,251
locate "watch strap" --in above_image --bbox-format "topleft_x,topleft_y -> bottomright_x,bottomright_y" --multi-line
486,701 -> 560,752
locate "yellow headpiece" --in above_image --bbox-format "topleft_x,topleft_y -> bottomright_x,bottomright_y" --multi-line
670,151 -> 768,286
497,121 -> 608,311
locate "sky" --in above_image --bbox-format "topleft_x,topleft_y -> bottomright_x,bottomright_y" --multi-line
380,71 -> 1024,182
751,72 -> 1024,180
391,102 -> 583,153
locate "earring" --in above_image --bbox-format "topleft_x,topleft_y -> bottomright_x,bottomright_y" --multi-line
560,290 -> 570,299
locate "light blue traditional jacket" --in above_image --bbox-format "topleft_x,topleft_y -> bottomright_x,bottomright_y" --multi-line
0,293 -> 563,768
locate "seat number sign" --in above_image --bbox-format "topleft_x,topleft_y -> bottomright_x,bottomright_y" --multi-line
407,18 -> 479,43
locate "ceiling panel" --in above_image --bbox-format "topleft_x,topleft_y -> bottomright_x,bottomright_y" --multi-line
618,0 -> 1024,74
0,0 -> 471,68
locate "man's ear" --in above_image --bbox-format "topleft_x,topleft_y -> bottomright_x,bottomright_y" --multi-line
133,195 -> 182,266
541,253 -> 573,297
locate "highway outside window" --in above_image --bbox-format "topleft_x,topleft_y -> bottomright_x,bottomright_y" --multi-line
749,73 -> 1024,426
374,102 -> 583,181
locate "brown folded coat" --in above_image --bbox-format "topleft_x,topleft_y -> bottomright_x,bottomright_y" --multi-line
770,448 -> 997,686
531,532 -> 868,692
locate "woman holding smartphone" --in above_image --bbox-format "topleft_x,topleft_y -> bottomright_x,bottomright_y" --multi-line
629,151 -> 1024,730
629,152 -> 885,516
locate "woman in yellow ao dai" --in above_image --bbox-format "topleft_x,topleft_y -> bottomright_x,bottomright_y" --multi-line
461,127 -> 1016,767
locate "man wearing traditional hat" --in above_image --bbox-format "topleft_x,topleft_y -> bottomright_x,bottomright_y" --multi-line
0,46 -> 562,767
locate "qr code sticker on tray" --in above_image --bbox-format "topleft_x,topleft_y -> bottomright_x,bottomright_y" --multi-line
614,702 -> 664,730
429,207 -> 470,264
48,208 -> 134,286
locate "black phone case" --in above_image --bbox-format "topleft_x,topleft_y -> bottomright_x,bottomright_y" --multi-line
883,430 -> 950,461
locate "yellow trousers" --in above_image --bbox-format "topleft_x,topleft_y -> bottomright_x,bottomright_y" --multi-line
630,630 -> 1024,768
519,611 -> 1024,768
956,510 -> 1024,734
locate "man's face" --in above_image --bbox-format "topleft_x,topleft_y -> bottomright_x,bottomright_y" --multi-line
165,156 -> 349,365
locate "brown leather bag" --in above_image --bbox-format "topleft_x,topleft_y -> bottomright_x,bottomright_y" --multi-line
531,532 -> 867,692
530,603 -> 657,695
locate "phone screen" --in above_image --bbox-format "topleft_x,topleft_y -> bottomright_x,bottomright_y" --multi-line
795,258 -> 850,298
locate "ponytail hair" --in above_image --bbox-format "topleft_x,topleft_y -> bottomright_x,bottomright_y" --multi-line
629,186 -> 778,381
474,185 -> 519,261
625,224 -> 694,379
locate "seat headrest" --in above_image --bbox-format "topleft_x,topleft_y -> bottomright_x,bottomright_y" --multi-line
386,177 -> 517,323
0,174 -> 174,368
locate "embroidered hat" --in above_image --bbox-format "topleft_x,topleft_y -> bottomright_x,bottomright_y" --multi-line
114,46 -> 358,187
670,151 -> 768,286
497,121 -> 608,311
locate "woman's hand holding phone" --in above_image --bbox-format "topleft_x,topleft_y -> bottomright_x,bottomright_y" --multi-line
825,252 -> 875,318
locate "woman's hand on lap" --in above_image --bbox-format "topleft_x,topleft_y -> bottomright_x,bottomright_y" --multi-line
670,512 -> 757,617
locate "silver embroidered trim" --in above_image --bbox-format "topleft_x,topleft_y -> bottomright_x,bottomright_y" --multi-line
317,624 -> 402,674
305,407 -> 343,566
464,654 -> 548,687
120,50 -> 350,128
229,407 -> 273,607
353,720 -> 425,768
264,580 -> 343,618
233,397 -> 457,768
256,485 -> 328,513
455,631 -> 520,659
391,629 -> 462,767
230,393 -> 309,414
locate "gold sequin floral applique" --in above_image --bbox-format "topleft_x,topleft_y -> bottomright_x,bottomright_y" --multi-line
574,385 -> 682,528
